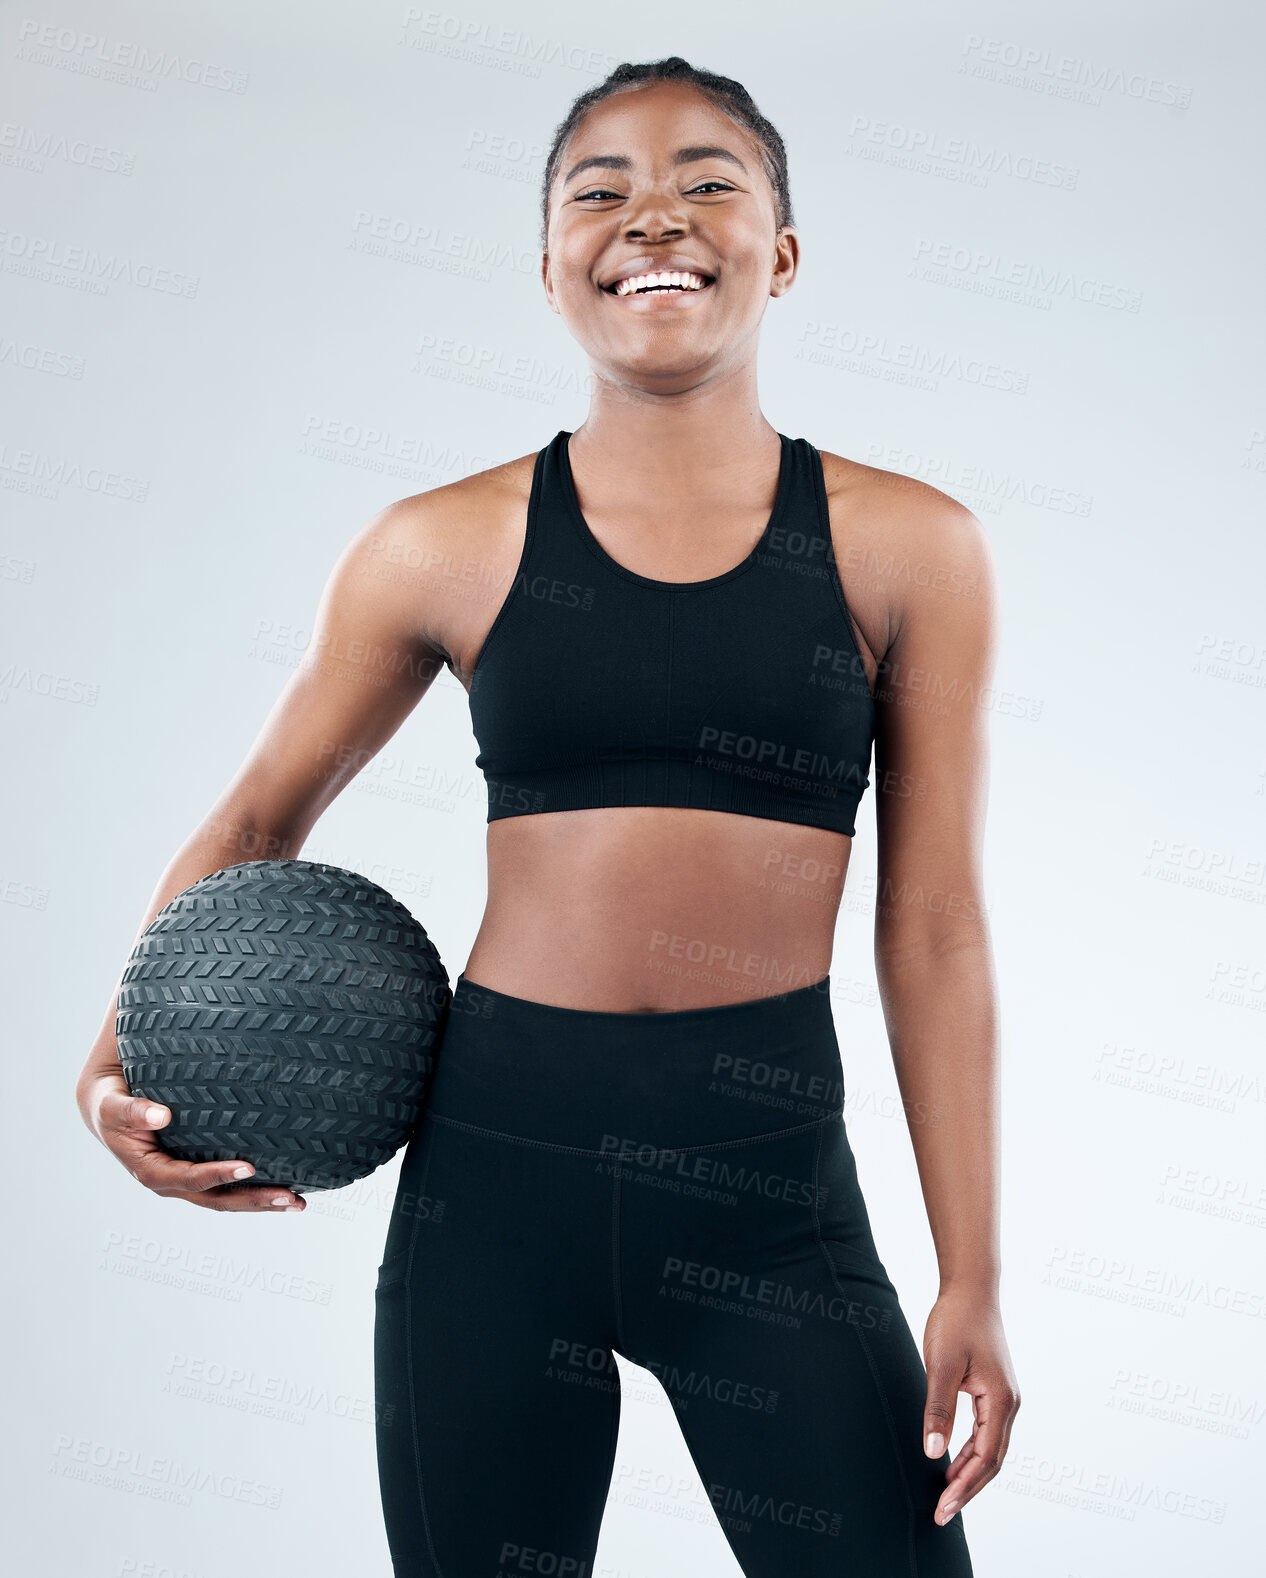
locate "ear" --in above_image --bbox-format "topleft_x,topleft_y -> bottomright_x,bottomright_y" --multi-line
541,250 -> 560,315
770,225 -> 800,299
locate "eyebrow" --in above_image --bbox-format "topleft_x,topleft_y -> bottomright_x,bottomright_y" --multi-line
562,145 -> 749,185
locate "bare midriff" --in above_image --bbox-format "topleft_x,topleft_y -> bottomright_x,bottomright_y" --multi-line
462,806 -> 851,1013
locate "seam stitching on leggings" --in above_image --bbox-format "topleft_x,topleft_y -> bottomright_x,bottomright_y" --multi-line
602,1347 -> 623,1526
424,1109 -> 835,1158
611,1170 -> 628,1353
402,1128 -> 447,1578
811,1122 -> 920,1578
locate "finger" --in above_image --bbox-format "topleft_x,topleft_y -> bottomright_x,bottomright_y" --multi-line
97,1088 -> 306,1210
135,1157 -> 308,1211
945,1429 -> 978,1481
181,1162 -> 305,1210
936,1390 -> 1010,1522
181,1182 -> 309,1213
923,1355 -> 963,1459
132,1150 -> 305,1210
990,1385 -> 1021,1471
98,1089 -> 174,1136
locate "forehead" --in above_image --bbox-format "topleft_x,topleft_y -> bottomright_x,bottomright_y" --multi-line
563,79 -> 753,162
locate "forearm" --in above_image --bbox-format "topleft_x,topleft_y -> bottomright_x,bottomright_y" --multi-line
874,940 -> 1001,1296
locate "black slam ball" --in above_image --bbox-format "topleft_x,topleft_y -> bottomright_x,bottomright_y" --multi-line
114,859 -> 451,1193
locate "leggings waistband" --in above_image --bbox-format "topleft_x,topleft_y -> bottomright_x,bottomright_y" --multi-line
426,973 -> 843,1153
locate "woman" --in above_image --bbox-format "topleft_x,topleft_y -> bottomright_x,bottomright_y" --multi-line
77,55 -> 1017,1578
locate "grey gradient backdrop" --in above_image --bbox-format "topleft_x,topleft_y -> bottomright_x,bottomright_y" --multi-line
3,1 -> 1264,1574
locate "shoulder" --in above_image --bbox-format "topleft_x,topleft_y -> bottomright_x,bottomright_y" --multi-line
325,444 -> 543,664
368,445 -> 540,554
337,445 -> 540,599
814,443 -> 996,621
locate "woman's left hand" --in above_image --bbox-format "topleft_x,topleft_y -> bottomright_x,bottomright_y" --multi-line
920,1286 -> 1021,1526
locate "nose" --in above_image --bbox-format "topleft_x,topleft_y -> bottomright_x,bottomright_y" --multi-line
620,184 -> 688,242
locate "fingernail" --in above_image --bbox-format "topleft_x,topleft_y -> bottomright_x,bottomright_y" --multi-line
232,1165 -> 253,1180
926,1432 -> 945,1457
284,1204 -> 304,1212
146,1106 -> 166,1125
941,1501 -> 958,1521
271,1195 -> 291,1207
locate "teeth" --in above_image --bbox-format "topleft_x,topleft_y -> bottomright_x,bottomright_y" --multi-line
612,270 -> 709,296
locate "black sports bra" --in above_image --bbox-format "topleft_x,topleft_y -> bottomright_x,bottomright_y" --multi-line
466,430 -> 878,836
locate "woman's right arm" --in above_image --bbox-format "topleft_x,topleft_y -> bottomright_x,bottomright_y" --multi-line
75,493 -> 455,1211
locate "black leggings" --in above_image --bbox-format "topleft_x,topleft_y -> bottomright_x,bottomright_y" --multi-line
374,974 -> 974,1578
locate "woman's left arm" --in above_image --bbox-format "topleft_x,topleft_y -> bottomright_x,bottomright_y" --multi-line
867,483 -> 1020,1529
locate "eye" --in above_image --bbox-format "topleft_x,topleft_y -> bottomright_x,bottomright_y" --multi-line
573,180 -> 737,202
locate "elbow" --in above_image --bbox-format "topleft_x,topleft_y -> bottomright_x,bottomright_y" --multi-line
873,895 -> 991,972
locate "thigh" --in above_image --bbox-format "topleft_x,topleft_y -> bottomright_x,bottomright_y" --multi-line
618,1118 -> 974,1578
375,1114 -> 623,1578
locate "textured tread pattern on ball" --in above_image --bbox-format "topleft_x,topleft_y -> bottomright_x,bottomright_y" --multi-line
115,860 -> 450,1192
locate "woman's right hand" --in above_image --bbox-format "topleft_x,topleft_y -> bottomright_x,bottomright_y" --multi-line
78,1066 -> 305,1212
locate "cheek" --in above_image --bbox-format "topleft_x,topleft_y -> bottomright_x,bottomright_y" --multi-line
547,249 -> 599,298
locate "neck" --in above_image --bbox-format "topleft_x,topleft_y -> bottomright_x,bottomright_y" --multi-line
568,357 -> 779,495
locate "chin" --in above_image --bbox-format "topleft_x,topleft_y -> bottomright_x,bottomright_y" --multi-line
581,329 -> 716,374
605,350 -> 718,388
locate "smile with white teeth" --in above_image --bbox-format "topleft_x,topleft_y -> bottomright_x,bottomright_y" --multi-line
608,270 -> 712,296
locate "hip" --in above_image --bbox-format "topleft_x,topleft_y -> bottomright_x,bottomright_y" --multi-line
377,972 -> 894,1301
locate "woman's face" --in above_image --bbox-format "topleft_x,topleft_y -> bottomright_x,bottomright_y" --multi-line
542,79 -> 798,390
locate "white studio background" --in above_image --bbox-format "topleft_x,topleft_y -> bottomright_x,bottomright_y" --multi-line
3,2 -> 1263,1575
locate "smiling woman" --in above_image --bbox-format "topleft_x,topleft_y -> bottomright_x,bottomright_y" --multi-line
74,46 -> 1017,1578
370,53 -> 1013,1578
